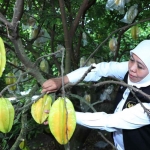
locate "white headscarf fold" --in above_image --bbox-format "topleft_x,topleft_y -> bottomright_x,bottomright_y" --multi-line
128,40 -> 150,88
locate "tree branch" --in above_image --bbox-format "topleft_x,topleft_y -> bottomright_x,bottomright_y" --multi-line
0,12 -> 13,29
58,0 -> 71,74
11,38 -> 46,85
84,17 -> 150,66
11,0 -> 24,27
10,112 -> 27,150
93,80 -> 150,116
70,0 -> 88,38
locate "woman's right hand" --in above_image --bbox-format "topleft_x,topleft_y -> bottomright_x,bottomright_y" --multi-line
41,78 -> 62,94
41,76 -> 69,94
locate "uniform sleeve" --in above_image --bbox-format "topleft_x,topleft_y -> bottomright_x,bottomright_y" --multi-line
67,61 -> 128,83
76,103 -> 150,132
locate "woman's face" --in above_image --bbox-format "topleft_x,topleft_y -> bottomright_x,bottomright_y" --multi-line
128,53 -> 149,83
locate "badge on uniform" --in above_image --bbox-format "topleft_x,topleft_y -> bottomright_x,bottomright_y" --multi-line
126,101 -> 137,108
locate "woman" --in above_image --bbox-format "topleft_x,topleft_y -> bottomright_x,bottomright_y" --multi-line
42,40 -> 150,150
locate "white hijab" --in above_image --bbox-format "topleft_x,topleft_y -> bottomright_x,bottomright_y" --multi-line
128,40 -> 150,88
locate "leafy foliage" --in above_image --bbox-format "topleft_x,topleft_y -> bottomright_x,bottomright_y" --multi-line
0,0 -> 150,149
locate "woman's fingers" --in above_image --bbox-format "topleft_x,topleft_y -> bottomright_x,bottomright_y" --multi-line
41,88 -> 57,94
44,121 -> 48,125
42,79 -> 60,93
43,110 -> 49,125
45,110 -> 49,114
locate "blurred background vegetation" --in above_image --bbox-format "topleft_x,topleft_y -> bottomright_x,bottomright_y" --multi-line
0,0 -> 150,149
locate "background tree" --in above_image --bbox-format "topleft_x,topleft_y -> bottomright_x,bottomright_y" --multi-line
0,0 -> 150,149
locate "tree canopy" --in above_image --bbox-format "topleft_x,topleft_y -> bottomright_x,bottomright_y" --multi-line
0,0 -> 150,149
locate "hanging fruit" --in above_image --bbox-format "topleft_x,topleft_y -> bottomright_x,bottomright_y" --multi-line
57,44 -> 65,51
48,97 -> 76,145
28,17 -> 36,27
5,73 -> 13,85
87,58 -> 96,66
10,85 -> 17,91
39,59 -> 49,74
80,56 -> 86,67
106,0 -> 129,14
82,32 -> 88,46
19,139 -> 30,150
19,139 -> 27,149
5,73 -> 17,91
30,28 -> 39,39
120,4 -> 138,24
31,94 -> 52,124
131,25 -> 140,40
126,4 -> 138,23
11,59 -> 18,66
0,97 -> 15,133
115,0 -> 119,5
109,37 -> 118,52
84,93 -> 91,103
5,73 -> 16,84
0,37 -> 6,77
